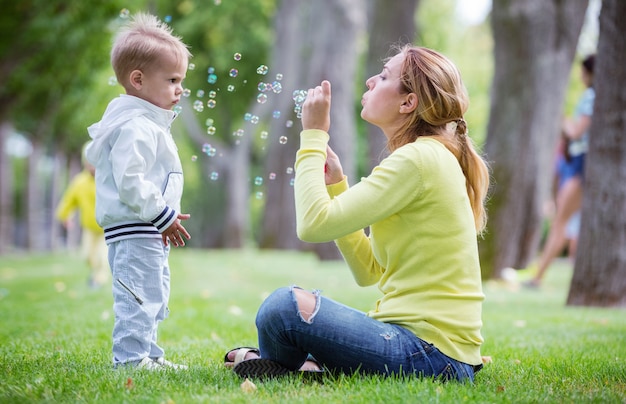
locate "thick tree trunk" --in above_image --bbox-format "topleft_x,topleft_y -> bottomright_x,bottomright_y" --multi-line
257,0 -> 307,251
258,0 -> 366,260
365,0 -> 419,171
480,0 -> 588,278
567,0 -> 626,307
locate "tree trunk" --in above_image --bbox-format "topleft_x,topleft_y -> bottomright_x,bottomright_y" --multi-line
178,99 -> 233,248
258,0 -> 366,260
257,0 -> 305,250
365,0 -> 419,171
0,122 -> 14,253
26,139 -> 45,250
567,0 -> 626,307
480,0 -> 588,278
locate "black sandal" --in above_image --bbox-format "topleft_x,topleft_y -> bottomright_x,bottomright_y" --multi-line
223,347 -> 260,368
234,358 -> 326,381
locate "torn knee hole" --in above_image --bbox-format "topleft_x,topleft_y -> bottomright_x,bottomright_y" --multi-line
293,288 -> 318,323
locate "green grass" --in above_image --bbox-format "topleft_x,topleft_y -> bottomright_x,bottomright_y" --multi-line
1,249 -> 624,403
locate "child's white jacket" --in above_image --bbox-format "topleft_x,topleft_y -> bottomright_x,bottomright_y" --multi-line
85,95 -> 183,244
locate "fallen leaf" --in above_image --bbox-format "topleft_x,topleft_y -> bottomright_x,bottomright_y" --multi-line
241,378 -> 257,393
125,377 -> 134,390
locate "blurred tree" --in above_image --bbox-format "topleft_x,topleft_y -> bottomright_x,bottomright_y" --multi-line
168,0 -> 275,248
0,1 -> 131,251
480,0 -> 588,278
567,0 -> 626,308
257,0 -> 366,259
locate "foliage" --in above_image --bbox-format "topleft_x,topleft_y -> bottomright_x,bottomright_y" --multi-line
0,0 -> 137,152
1,250 -> 624,402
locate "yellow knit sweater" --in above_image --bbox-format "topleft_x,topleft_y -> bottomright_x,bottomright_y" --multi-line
295,129 -> 484,366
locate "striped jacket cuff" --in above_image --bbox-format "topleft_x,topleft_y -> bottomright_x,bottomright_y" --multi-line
151,206 -> 177,233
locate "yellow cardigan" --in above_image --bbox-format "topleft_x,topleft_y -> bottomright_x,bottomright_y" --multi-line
56,170 -> 102,233
295,129 -> 484,366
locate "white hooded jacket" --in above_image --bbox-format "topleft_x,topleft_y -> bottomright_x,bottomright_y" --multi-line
85,95 -> 184,244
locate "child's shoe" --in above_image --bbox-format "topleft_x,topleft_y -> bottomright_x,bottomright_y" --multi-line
154,357 -> 188,370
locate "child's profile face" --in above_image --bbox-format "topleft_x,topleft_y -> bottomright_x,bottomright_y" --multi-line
130,50 -> 188,110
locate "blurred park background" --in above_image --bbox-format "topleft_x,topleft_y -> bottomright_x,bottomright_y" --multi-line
1,0 -> 624,308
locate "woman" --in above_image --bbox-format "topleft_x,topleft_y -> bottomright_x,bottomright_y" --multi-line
524,54 -> 595,288
225,45 -> 490,382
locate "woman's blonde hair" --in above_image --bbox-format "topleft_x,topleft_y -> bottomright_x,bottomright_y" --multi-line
388,45 -> 490,234
111,13 -> 192,89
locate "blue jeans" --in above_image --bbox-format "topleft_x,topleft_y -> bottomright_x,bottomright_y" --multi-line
255,286 -> 479,382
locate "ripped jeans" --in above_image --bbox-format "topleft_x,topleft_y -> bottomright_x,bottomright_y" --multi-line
255,286 -> 479,382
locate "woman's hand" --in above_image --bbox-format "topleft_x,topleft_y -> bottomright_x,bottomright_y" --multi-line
302,80 -> 331,132
325,145 -> 344,185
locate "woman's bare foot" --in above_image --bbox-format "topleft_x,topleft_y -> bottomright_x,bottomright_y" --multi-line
225,348 -> 260,368
299,360 -> 321,372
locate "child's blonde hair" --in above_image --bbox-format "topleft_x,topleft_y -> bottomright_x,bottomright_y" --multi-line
388,45 -> 490,234
111,13 -> 192,89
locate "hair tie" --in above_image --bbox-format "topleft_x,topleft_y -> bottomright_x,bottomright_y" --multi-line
446,120 -> 458,133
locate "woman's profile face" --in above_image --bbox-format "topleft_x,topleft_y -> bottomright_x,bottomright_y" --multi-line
360,53 -> 409,133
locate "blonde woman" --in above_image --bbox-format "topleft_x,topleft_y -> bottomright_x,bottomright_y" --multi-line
226,45 -> 490,382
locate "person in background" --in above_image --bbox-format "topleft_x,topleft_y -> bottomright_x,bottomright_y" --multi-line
85,13 -> 191,370
524,54 -> 595,288
225,45 -> 490,383
56,144 -> 109,289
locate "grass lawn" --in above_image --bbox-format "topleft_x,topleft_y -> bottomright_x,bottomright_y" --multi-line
1,248 -> 624,403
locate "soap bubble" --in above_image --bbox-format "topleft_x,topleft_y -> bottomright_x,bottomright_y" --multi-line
193,100 -> 204,112
279,136 -> 288,145
256,65 -> 269,75
233,53 -> 242,61
183,88 -> 191,97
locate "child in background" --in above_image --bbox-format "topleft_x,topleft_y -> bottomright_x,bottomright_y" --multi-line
55,145 -> 109,289
85,13 -> 192,370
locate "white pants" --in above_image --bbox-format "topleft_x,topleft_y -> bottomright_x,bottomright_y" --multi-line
108,238 -> 170,365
